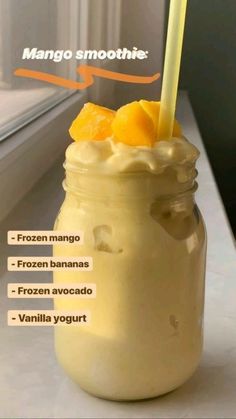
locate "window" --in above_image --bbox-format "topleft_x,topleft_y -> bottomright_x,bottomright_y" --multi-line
0,0 -> 121,221
0,0 -> 87,141
0,0 -> 121,142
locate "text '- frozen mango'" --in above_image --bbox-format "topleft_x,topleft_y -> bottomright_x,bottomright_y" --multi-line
69,103 -> 115,141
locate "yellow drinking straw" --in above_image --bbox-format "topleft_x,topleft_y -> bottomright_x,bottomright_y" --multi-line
158,0 -> 188,139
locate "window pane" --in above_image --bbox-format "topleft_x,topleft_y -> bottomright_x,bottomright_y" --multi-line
0,0 -> 79,141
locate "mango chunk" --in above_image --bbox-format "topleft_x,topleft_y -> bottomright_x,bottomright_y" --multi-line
69,100 -> 182,147
112,101 -> 156,147
140,100 -> 182,138
140,100 -> 160,134
69,102 -> 115,141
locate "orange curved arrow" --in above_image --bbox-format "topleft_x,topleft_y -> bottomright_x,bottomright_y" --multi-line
14,64 -> 160,90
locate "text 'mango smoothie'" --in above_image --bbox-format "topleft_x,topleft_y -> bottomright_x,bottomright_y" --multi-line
53,100 -> 206,400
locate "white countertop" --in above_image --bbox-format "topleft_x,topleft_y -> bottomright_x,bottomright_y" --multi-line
0,93 -> 236,419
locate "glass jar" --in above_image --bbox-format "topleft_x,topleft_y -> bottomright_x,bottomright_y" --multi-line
53,161 -> 206,401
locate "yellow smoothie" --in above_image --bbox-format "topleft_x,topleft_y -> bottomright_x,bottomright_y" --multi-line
53,101 -> 206,400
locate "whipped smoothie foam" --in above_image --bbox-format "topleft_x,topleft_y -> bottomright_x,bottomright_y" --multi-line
53,101 -> 206,400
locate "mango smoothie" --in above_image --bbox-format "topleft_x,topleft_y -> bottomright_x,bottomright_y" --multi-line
53,101 -> 206,400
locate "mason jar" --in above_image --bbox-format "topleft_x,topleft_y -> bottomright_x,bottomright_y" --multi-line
53,142 -> 206,401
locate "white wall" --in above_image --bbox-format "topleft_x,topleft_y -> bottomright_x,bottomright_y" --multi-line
116,0 -> 165,107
